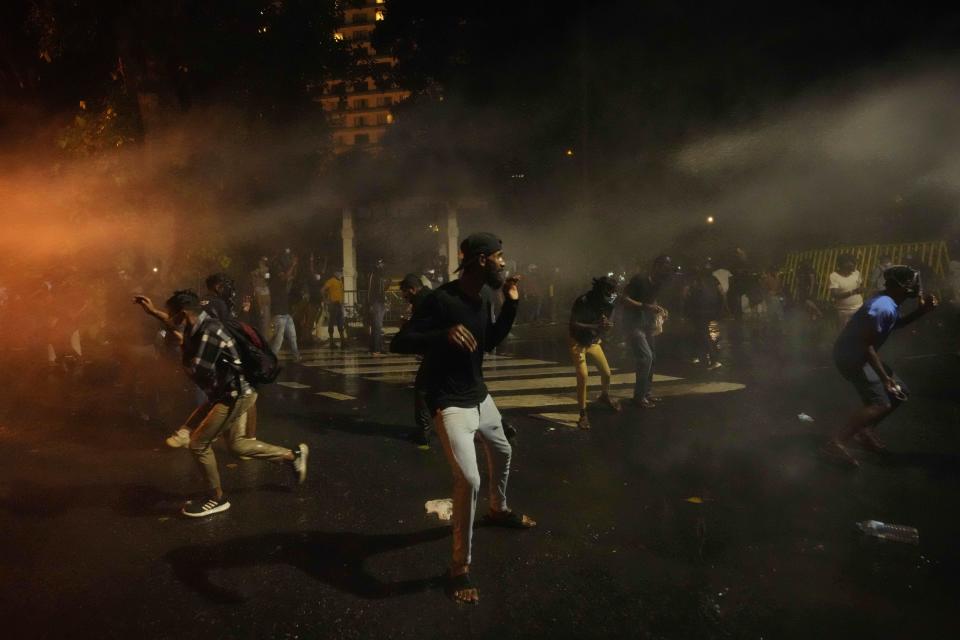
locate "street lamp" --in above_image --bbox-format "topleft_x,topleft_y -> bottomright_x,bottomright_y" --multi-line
706,215 -> 715,224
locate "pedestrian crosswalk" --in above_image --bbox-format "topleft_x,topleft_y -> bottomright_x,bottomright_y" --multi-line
283,346 -> 746,427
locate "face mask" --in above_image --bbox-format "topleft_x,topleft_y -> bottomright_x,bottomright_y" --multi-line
605,293 -> 618,304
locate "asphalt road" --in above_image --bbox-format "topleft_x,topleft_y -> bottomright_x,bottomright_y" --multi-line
1,319 -> 958,639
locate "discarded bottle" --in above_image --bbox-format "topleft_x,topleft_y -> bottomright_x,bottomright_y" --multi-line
856,520 -> 919,545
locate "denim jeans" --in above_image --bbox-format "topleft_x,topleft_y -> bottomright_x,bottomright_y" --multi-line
629,329 -> 656,401
271,314 -> 299,360
369,301 -> 386,353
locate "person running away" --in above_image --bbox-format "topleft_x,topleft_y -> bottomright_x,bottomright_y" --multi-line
135,290 -> 308,517
821,266 -> 938,467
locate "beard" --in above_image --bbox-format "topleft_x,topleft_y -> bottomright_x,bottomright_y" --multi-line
484,265 -> 505,289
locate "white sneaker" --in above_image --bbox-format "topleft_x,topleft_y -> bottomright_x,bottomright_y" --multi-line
165,428 -> 190,448
292,443 -> 309,484
708,361 -> 723,370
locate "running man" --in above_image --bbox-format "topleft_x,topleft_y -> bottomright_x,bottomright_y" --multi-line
135,290 -> 308,517
391,232 -> 536,604
568,275 -> 622,430
822,266 -> 937,467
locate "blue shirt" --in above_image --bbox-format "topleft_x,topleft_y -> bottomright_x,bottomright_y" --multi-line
833,294 -> 899,368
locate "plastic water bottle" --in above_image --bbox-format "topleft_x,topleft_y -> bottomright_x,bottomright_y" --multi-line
856,520 -> 919,545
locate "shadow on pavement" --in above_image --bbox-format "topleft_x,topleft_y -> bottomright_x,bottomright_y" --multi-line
878,451 -> 960,477
322,417 -> 422,444
0,481 -> 294,518
165,528 -> 450,603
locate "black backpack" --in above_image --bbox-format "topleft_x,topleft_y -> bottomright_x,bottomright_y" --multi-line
222,318 -> 282,385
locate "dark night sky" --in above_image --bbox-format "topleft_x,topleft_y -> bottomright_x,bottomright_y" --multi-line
2,0 -> 960,264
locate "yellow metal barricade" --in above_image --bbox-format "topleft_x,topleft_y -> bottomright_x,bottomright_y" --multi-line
782,241 -> 950,301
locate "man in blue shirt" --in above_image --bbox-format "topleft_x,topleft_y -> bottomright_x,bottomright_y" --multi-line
822,266 -> 938,467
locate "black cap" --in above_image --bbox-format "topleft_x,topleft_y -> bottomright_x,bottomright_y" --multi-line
455,232 -> 502,272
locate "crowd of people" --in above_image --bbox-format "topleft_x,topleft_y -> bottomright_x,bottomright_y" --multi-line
1,235 -> 957,604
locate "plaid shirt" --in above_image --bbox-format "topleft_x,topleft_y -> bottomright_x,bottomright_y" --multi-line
182,311 -> 252,402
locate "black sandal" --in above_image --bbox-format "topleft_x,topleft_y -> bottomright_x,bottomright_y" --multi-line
482,510 -> 537,529
446,571 -> 478,603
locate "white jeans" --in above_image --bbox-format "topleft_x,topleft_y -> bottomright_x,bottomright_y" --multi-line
434,394 -> 512,571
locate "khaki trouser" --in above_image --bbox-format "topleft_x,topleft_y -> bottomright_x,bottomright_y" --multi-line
569,338 -> 612,410
188,392 -> 290,492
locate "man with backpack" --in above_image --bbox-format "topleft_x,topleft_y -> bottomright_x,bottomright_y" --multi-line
134,290 -> 308,517
166,272 -> 265,446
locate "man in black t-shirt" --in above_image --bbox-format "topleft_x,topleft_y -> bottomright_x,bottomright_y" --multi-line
400,274 -> 433,444
621,255 -> 672,408
392,233 -> 536,605
568,276 -> 622,429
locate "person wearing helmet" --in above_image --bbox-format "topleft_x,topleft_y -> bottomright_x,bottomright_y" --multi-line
568,275 -> 622,429
822,266 -> 938,467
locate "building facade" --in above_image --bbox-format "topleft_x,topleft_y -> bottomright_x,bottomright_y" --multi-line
316,0 -> 410,153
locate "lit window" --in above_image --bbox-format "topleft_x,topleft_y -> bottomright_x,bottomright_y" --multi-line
376,0 -> 385,4
333,32 -> 344,41
375,10 -> 385,21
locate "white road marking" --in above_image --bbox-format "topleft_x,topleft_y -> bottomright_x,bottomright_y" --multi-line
276,381 -> 311,389
485,372 -> 680,392
609,381 -> 746,398
494,380 -> 745,411
364,365 -> 621,384
325,359 -> 552,375
315,391 -> 356,401
532,413 -> 580,428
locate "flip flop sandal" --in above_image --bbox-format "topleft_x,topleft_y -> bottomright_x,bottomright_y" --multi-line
446,571 -> 478,604
482,510 -> 537,529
